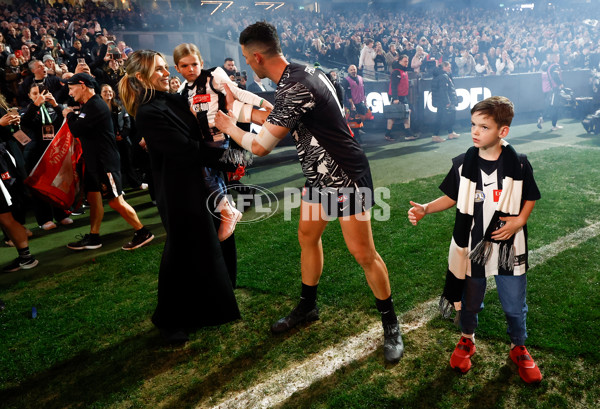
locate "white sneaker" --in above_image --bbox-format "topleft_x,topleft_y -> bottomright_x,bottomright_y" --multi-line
40,221 -> 57,230
217,198 -> 243,242
448,132 -> 460,139
551,125 -> 563,131
139,183 -> 149,190
432,135 -> 446,143
59,217 -> 74,225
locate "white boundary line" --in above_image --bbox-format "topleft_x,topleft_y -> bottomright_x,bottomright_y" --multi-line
206,221 -> 600,409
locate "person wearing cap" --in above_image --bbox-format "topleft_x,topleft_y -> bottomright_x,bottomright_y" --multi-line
42,54 -> 66,78
62,73 -> 154,251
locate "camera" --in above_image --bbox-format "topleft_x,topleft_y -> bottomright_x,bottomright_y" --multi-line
234,70 -> 247,86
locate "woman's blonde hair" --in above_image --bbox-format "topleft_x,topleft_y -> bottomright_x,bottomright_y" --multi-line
172,43 -> 203,66
118,49 -> 167,117
0,95 -> 9,112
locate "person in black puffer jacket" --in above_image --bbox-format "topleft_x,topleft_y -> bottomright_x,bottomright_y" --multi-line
431,61 -> 460,143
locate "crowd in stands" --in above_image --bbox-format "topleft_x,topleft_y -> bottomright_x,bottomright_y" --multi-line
0,0 -> 597,246
0,0 -> 147,248
272,7 -> 600,77
137,3 -> 600,78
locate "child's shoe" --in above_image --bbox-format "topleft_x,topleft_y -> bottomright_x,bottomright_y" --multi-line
510,345 -> 542,383
217,198 -> 242,242
450,336 -> 476,373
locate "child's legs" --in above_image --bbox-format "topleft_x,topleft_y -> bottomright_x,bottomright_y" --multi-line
495,274 -> 528,346
460,276 -> 487,336
203,167 -> 228,210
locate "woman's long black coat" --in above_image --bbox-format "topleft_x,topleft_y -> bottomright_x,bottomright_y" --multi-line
135,91 -> 240,331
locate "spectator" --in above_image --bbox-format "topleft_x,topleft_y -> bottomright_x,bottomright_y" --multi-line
358,38 -> 375,77
18,60 -> 67,107
385,43 -> 400,72
19,83 -> 73,230
222,57 -> 237,80
474,53 -> 494,76
168,76 -> 181,93
68,39 -> 93,73
384,57 -> 413,142
456,47 -> 476,77
496,49 -> 515,75
342,64 -> 369,143
430,61 -> 459,143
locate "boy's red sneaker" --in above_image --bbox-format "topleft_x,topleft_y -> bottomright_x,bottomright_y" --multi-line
510,346 -> 542,383
450,336 -> 476,373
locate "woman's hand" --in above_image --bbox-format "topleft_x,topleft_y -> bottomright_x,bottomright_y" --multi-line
0,112 -> 18,127
34,92 -> 46,107
44,91 -> 58,107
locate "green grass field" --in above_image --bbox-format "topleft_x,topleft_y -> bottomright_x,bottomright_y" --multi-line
1,119 -> 599,408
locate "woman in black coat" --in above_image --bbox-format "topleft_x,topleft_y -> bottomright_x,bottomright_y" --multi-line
119,50 -> 240,343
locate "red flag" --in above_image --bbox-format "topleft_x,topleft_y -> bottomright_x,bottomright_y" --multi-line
25,122 -> 83,210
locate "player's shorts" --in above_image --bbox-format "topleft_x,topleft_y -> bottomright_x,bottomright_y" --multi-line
301,172 -> 375,219
84,170 -> 123,199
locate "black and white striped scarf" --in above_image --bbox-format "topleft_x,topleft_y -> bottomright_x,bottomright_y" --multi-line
442,140 -> 524,303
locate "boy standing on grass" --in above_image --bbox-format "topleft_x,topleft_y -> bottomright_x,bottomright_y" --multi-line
408,96 -> 543,383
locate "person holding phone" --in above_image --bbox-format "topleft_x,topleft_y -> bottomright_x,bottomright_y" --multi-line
20,83 -> 73,230
42,55 -> 66,79
68,40 -> 92,73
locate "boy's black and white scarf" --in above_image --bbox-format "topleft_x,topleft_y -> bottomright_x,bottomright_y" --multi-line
442,140 -> 524,303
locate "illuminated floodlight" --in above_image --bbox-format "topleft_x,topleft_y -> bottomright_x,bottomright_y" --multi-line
201,1 -> 234,15
255,1 -> 285,10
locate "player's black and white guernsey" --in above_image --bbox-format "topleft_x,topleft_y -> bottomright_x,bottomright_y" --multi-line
266,63 -> 370,189
439,152 -> 541,277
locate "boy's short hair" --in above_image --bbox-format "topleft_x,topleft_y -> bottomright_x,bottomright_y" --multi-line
173,43 -> 203,66
471,96 -> 514,127
239,21 -> 282,57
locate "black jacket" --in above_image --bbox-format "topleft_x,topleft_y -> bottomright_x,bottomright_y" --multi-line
20,101 -> 64,172
431,67 -> 458,109
65,94 -> 120,174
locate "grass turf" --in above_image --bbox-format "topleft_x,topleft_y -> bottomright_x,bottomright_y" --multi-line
1,130 -> 599,408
